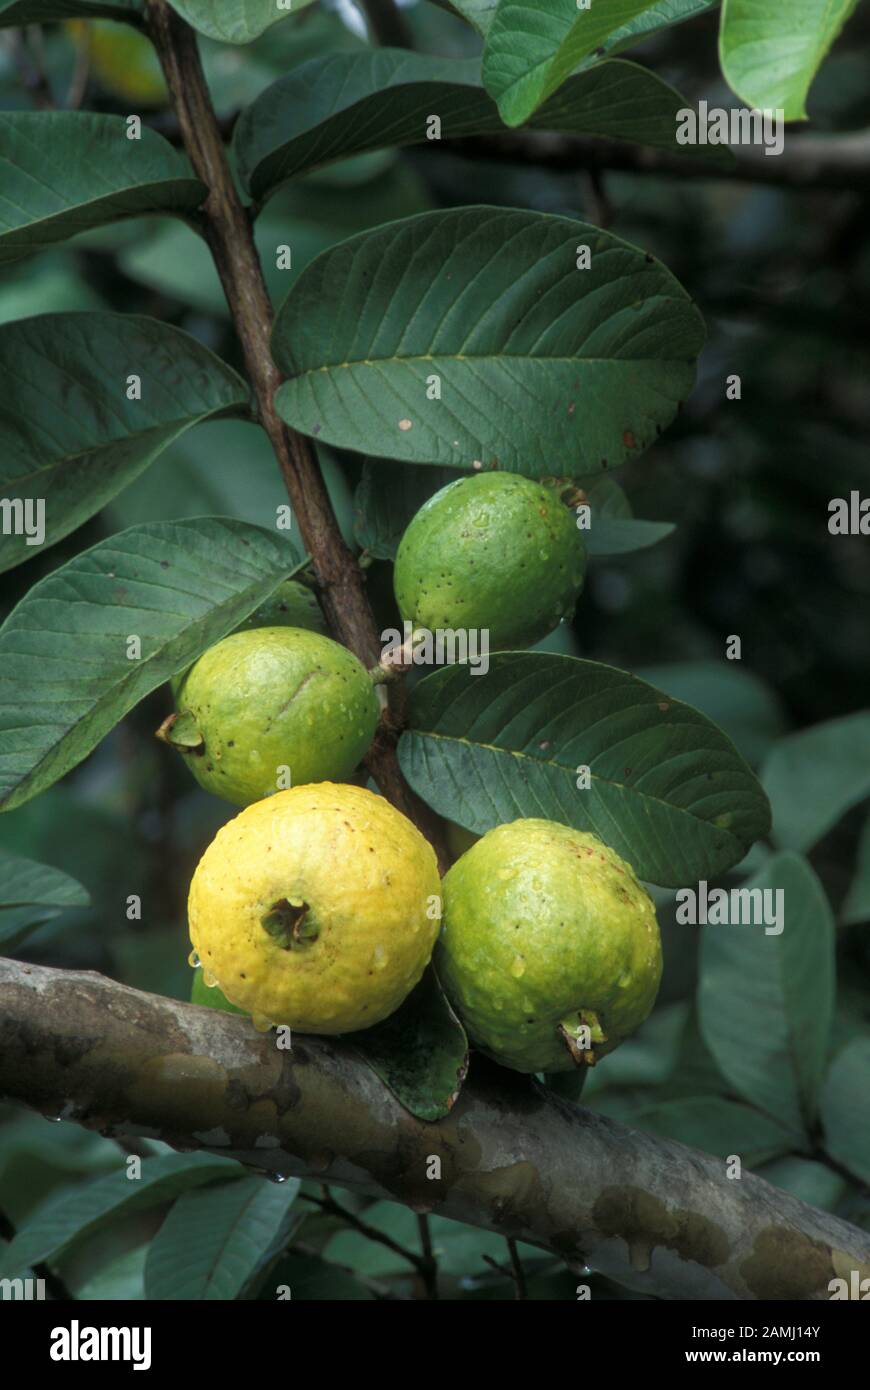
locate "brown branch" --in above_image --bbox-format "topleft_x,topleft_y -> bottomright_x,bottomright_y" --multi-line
143,1 -> 446,864
3,960 -> 870,1302
439,129 -> 870,192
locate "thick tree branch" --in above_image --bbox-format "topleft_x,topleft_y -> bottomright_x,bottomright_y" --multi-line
440,129 -> 870,192
144,1 -> 445,862
3,960 -> 869,1301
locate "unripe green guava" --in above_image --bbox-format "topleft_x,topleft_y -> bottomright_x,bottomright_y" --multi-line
165,627 -> 379,807
394,473 -> 586,650
437,819 -> 662,1073
170,579 -> 326,698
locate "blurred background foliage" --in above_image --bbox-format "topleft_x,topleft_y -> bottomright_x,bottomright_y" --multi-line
0,0 -> 869,1300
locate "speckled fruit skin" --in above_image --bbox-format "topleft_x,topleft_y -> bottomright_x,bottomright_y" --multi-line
173,627 -> 379,807
188,783 -> 442,1033
394,473 -> 586,650
437,820 -> 662,1073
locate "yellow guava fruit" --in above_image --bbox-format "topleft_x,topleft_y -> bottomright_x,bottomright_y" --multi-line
437,819 -> 662,1073
188,783 -> 441,1033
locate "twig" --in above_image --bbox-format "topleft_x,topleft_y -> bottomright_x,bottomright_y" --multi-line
438,128 -> 870,193
144,1 -> 448,867
505,1237 -> 528,1300
303,1186 -> 429,1278
416,1213 -> 439,1300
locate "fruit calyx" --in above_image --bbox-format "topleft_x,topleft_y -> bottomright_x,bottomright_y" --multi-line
155,710 -> 204,753
260,898 -> 318,949
558,1009 -> 607,1067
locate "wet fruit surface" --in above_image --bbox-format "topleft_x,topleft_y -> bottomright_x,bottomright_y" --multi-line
437,818 -> 662,1072
394,472 -> 587,650
188,783 -> 442,1033
172,626 -> 379,806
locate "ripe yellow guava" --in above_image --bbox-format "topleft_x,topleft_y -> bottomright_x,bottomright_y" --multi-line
436,819 -> 662,1073
394,473 -> 586,650
188,783 -> 442,1033
164,627 -> 379,806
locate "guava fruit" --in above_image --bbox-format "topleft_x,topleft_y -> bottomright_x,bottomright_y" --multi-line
188,783 -> 441,1033
163,627 -> 379,807
170,579 -> 326,698
394,473 -> 586,651
190,967 -> 246,1017
436,819 -> 662,1073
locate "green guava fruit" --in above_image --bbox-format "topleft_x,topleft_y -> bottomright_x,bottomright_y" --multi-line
190,967 -> 246,1016
163,627 -> 379,807
394,473 -> 586,650
437,819 -> 662,1073
170,579 -> 326,698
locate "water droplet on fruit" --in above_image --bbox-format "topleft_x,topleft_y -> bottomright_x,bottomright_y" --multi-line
203,970 -> 218,989
510,955 -> 526,978
252,1013 -> 273,1033
188,950 -> 201,968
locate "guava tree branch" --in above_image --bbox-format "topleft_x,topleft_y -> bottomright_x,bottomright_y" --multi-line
143,1 -> 444,859
441,129 -> 870,192
3,959 -> 869,1301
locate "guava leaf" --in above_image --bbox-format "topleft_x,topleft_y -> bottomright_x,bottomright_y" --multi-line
761,712 -> 870,852
0,848 -> 90,948
399,652 -> 771,886
0,114 -> 204,265
632,1097 -> 795,1166
698,852 -> 835,1140
354,460 -> 467,561
820,1039 -> 870,1185
166,0 -> 315,44
719,0 -> 861,122
235,52 -> 726,202
441,0 -> 715,47
0,312 -> 249,574
635,661 -> 786,768
341,970 -> 469,1122
143,1176 -> 302,1300
482,0 -> 664,126
0,1154 -> 242,1279
0,519 -> 305,813
0,0 -> 141,22
272,206 -> 705,477
842,815 -> 870,926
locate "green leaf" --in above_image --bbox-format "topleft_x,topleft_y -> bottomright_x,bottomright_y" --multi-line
354,460 -> 466,561
601,1 -> 719,58
0,0 -> 141,22
759,1156 -> 851,1211
0,518 -> 304,812
482,0 -> 663,126
843,814 -> 870,925
166,0 -> 315,44
444,0 -> 715,46
585,518 -> 674,556
0,312 -> 249,574
0,847 -> 89,948
399,652 -> 770,886
341,970 -> 469,1122
0,1154 -> 242,1279
636,661 -> 786,768
0,114 -> 204,266
235,51 -> 726,202
719,0 -> 861,121
761,712 -> 870,852
272,206 -> 705,476
698,851 -> 835,1140
634,1097 -> 794,1166
820,1039 -> 870,1184
144,1176 -> 302,1300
